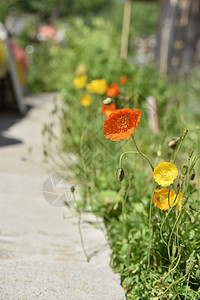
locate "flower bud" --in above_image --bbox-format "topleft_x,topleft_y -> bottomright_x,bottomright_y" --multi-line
178,243 -> 186,255
186,259 -> 196,274
179,178 -> 184,187
189,215 -> 196,224
71,186 -> 75,194
129,172 -> 134,181
182,196 -> 188,206
189,203 -> 199,212
116,168 -> 124,182
190,169 -> 195,181
103,97 -> 113,105
182,129 -> 188,140
182,165 -> 188,175
168,137 -> 180,149
196,267 -> 200,278
189,148 -> 194,158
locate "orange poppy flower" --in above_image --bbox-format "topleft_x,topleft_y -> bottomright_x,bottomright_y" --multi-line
153,188 -> 183,211
103,108 -> 142,141
102,102 -> 115,118
119,76 -> 128,84
107,84 -> 120,98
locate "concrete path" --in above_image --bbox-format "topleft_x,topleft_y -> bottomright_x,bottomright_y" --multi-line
0,93 -> 125,300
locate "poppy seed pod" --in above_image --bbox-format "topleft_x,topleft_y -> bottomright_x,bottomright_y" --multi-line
116,168 -> 124,182
190,169 -> 195,181
178,243 -> 186,255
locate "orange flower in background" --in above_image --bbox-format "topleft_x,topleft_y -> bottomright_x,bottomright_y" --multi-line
107,84 -> 120,98
119,76 -> 128,84
103,108 -> 142,141
153,188 -> 183,211
102,102 -> 115,118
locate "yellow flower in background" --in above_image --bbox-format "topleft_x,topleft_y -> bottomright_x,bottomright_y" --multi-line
153,162 -> 178,186
153,188 -> 183,211
81,93 -> 92,107
75,64 -> 87,76
73,75 -> 87,89
86,79 -> 107,95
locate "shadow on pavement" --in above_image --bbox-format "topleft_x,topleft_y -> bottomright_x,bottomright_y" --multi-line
0,105 -> 33,147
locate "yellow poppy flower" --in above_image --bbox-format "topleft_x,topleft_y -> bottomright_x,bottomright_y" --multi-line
153,162 -> 178,186
81,93 -> 92,107
86,79 -> 107,95
153,188 -> 183,211
73,76 -> 87,89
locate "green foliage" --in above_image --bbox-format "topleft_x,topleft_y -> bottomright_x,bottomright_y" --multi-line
0,0 -> 114,23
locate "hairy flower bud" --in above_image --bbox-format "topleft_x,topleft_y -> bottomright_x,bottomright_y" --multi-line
190,169 -> 195,181
196,267 -> 200,278
103,97 -> 113,105
168,137 -> 180,149
182,165 -> 188,176
178,243 -> 186,255
189,215 -> 196,224
189,148 -> 194,158
71,186 -> 75,194
186,259 -> 196,274
182,196 -> 188,206
116,168 -> 124,182
182,129 -> 188,140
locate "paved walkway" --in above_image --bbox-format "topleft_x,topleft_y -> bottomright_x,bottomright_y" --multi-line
0,93 -> 125,300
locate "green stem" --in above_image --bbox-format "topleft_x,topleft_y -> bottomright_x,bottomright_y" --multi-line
73,194 -> 89,262
161,254 -> 181,281
173,129 -> 188,164
148,185 -> 155,269
122,181 -> 132,241
161,273 -> 188,298
131,135 -> 154,171
160,191 -> 180,249
119,151 -> 139,168
167,208 -> 183,263
189,154 -> 200,172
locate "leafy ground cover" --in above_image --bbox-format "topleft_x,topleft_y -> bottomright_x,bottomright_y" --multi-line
13,1 -> 200,298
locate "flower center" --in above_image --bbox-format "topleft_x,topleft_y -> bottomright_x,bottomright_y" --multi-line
117,116 -> 129,130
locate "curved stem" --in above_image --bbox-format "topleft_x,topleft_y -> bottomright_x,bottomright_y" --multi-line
161,254 -> 181,281
119,151 -> 139,168
131,135 -> 154,171
167,209 -> 183,263
161,273 -> 188,298
73,194 -> 89,262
